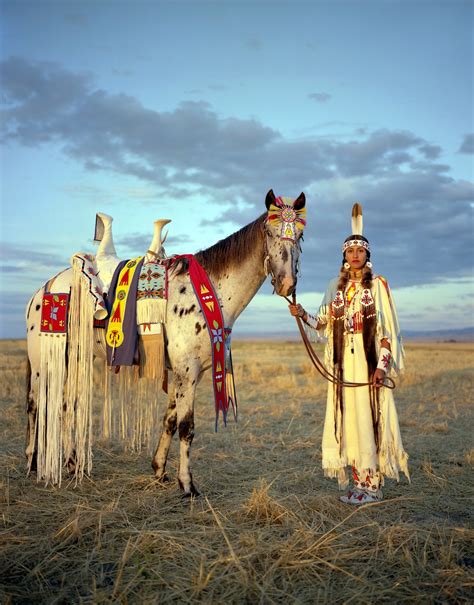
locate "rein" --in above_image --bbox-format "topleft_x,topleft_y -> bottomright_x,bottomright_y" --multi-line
283,292 -> 396,390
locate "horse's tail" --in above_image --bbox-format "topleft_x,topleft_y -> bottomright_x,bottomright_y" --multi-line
64,257 -> 96,483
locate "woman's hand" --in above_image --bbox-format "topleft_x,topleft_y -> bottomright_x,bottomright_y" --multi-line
373,368 -> 386,388
288,303 -> 306,319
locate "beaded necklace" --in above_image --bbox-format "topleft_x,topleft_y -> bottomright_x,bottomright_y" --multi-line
344,278 -> 362,354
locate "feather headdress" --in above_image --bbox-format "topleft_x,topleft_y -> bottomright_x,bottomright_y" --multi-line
342,202 -> 370,252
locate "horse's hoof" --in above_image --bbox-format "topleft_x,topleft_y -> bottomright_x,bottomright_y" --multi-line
66,449 -> 77,474
155,473 -> 171,485
26,453 -> 37,474
179,478 -> 200,498
181,490 -> 200,500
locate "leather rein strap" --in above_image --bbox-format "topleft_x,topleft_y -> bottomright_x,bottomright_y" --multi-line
284,292 -> 395,390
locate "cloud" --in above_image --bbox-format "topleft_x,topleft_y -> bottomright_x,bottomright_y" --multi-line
418,143 -> 442,160
0,242 -> 68,270
1,56 -> 473,292
112,68 -> 134,77
0,244 -> 70,321
117,233 -> 191,252
208,84 -> 228,92
458,133 -> 474,154
308,92 -> 332,103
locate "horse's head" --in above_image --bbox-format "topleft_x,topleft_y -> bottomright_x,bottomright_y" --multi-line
263,189 -> 306,297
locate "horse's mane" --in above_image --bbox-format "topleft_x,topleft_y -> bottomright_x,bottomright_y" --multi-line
172,212 -> 267,278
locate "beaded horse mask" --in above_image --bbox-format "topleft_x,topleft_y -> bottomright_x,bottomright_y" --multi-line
265,190 -> 307,243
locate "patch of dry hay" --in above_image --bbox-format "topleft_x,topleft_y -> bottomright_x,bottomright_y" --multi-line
0,339 -> 473,603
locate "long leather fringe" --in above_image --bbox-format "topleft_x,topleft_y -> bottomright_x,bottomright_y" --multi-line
37,333 -> 67,486
65,258 -> 95,483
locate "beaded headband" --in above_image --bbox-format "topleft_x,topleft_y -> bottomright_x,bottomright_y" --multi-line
342,238 -> 370,252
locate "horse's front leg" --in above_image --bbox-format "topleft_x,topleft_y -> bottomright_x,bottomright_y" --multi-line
152,390 -> 177,483
176,377 -> 199,497
169,368 -> 199,497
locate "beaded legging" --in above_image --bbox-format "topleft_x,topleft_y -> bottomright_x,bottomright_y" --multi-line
351,466 -> 382,493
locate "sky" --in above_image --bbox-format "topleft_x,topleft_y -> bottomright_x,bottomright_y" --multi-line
0,0 -> 473,339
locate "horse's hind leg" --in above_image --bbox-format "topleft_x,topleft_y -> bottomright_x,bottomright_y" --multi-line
25,358 -> 37,472
25,292 -> 42,470
25,290 -> 43,472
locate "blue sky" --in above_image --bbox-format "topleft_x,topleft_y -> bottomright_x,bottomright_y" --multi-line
1,0 -> 473,338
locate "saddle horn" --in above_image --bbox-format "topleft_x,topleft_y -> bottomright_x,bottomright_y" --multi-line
147,219 -> 172,259
95,212 -> 117,257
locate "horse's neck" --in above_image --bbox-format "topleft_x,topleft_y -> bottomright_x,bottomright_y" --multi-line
215,241 -> 267,327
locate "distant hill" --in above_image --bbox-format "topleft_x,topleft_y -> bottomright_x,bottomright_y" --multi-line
235,327 -> 474,342
402,326 -> 474,342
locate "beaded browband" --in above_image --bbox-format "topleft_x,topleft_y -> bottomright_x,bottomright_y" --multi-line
342,238 -> 370,252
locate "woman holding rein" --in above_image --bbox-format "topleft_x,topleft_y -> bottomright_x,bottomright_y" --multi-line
289,203 -> 409,504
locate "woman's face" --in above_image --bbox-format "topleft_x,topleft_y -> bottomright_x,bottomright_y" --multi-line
345,245 -> 367,270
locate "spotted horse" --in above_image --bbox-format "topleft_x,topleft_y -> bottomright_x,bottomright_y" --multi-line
25,190 -> 307,496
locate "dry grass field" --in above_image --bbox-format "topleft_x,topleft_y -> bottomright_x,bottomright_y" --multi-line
1,338 -> 473,603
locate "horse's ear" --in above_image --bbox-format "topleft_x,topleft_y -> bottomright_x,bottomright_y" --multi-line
293,192 -> 306,210
265,189 -> 276,209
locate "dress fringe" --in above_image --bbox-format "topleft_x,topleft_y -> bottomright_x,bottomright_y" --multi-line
323,443 -> 410,489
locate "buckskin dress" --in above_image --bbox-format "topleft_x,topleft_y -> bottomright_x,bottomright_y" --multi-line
308,275 -> 410,488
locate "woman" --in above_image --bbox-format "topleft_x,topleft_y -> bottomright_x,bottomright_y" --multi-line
289,203 -> 409,504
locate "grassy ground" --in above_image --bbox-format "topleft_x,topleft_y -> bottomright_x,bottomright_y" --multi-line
0,339 -> 473,603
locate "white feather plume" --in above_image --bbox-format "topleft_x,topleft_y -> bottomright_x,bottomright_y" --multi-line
351,203 -> 363,235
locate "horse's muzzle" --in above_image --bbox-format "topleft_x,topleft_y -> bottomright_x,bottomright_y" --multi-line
274,275 -> 296,297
